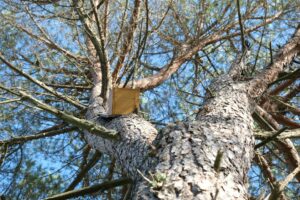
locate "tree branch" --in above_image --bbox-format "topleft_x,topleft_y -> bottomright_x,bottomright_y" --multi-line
65,151 -> 102,191
254,152 -> 276,186
7,21 -> 87,62
0,98 -> 21,105
254,128 -> 300,140
22,0 -> 61,5
269,165 -> 300,200
75,0 -> 111,101
0,52 -> 86,110
45,83 -> 92,90
18,90 -> 118,140
0,84 -> 118,140
236,0 -> 246,52
248,25 -> 300,98
255,127 -> 287,149
130,11 -> 284,90
271,114 -> 300,128
0,125 -> 77,145
44,178 -> 131,200
276,139 -> 300,182
255,105 -> 280,130
112,0 -> 141,83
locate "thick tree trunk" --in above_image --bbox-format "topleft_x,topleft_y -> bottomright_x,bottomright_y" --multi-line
84,26 -> 300,198
85,75 -> 255,199
131,76 -> 255,199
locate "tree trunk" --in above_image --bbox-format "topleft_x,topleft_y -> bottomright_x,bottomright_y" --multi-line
81,17 -> 300,200
83,27 -> 300,199
85,75 -> 255,199
132,76 -> 254,199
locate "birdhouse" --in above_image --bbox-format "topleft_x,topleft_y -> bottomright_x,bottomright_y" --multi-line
107,87 -> 140,115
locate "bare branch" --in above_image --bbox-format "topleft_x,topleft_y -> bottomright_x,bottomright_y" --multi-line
7,21 -> 87,62
130,12 -> 284,90
276,139 -> 300,182
254,152 -> 276,186
0,52 -> 86,110
75,0 -> 111,101
0,126 -> 77,145
269,165 -> 300,199
255,105 -> 280,130
45,83 -> 92,90
44,178 -> 131,200
0,84 -> 118,140
271,114 -> 300,128
65,151 -> 102,191
254,128 -> 300,140
255,127 -> 287,149
0,98 -> 21,105
206,11 -> 284,45
248,25 -> 300,98
236,0 -> 246,52
22,0 -> 61,5
18,90 -> 118,140
112,0 -> 141,83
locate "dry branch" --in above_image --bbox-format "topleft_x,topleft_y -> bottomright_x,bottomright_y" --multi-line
0,53 -> 86,110
44,178 -> 131,200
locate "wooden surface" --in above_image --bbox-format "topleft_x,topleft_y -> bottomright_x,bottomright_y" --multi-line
111,88 -> 140,115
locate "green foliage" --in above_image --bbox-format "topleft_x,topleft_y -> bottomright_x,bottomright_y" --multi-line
5,160 -> 64,199
0,0 -> 299,199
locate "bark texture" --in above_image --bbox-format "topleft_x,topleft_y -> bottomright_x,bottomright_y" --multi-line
83,25 -> 300,200
85,75 -> 255,199
85,83 -> 158,178
133,76 -> 255,199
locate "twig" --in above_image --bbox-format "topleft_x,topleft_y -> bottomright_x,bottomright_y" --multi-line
0,98 -> 21,105
0,53 -> 86,110
0,84 -> 118,140
44,178 -> 131,200
19,90 -> 118,140
236,0 -> 246,52
65,151 -> 102,191
268,166 -> 300,200
269,41 -> 273,64
0,126 -> 77,145
255,127 -> 287,149
254,128 -> 300,140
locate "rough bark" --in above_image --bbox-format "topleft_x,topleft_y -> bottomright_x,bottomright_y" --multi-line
84,75 -> 255,199
82,23 -> 300,200
85,77 -> 157,178
132,76 -> 254,199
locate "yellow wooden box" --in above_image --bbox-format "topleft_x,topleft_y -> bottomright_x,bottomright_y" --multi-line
108,88 -> 140,115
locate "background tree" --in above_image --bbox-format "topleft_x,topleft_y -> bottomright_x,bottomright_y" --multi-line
0,0 -> 299,199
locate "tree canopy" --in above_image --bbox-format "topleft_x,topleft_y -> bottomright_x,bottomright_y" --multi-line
0,0 -> 299,199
